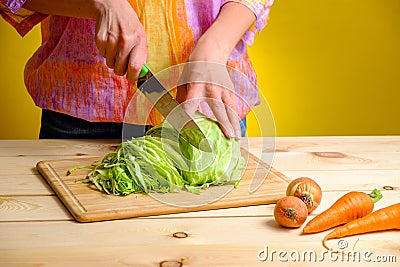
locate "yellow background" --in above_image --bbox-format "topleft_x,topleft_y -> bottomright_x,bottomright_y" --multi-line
1,0 -> 399,139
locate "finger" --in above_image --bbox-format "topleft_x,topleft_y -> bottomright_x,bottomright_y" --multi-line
176,64 -> 192,103
222,90 -> 241,139
114,43 -> 131,76
226,106 -> 241,139
126,36 -> 147,82
181,82 -> 202,118
210,101 -> 235,139
95,38 -> 106,59
94,20 -> 107,58
105,34 -> 118,69
205,88 -> 235,138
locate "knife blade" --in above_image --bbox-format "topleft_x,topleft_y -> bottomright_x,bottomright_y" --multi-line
137,63 -> 212,152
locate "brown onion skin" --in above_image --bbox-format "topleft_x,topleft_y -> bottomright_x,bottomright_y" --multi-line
286,177 -> 322,214
274,196 -> 308,228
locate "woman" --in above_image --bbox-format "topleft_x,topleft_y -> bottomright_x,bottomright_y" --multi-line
0,0 -> 273,139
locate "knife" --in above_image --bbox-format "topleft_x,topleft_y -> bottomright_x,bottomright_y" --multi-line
137,63 -> 212,152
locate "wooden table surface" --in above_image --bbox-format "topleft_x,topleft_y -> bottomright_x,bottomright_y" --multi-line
1,137 -> 399,266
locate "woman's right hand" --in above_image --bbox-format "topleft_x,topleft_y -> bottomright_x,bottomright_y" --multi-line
94,0 -> 147,82
22,0 -> 147,82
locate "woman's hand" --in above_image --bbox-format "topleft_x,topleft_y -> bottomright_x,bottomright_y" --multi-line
176,2 -> 256,139
23,0 -> 147,82
176,40 -> 242,139
94,0 -> 147,82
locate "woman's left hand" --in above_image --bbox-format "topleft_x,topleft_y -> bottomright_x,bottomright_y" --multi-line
176,2 -> 256,139
176,35 -> 241,139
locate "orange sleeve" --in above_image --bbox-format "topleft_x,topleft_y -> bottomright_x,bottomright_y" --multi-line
0,1 -> 47,36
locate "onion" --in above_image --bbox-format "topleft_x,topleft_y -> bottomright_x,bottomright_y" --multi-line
286,177 -> 322,214
274,196 -> 308,228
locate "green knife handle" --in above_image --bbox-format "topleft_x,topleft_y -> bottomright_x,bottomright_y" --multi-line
139,63 -> 151,79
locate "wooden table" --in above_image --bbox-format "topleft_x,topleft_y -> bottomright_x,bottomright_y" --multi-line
1,137 -> 399,266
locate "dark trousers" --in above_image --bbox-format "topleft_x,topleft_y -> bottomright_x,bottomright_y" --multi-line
39,109 -> 246,139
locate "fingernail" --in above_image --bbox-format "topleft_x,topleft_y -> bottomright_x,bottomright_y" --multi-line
227,128 -> 235,138
231,127 -> 240,139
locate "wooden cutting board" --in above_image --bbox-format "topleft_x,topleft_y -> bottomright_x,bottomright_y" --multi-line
36,149 -> 290,222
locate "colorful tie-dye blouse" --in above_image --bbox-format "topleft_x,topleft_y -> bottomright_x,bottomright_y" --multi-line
1,0 -> 273,125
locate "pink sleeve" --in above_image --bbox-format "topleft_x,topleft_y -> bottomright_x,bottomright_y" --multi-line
0,0 -> 47,36
221,0 -> 274,45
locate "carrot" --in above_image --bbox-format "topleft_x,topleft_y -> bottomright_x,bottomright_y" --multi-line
322,203 -> 400,250
303,189 -> 382,234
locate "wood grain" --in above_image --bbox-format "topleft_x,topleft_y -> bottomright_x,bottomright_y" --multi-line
1,137 -> 399,267
1,190 -> 398,222
0,174 -> 53,195
272,151 -> 400,171
0,139 -> 119,157
1,216 -> 399,250
2,243 -> 397,267
274,136 -> 400,152
281,170 -> 400,191
0,220 -> 398,266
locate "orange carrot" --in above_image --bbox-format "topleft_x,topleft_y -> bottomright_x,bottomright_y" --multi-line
323,203 -> 400,250
303,189 -> 382,234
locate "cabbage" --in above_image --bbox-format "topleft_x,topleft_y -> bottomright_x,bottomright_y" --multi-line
71,113 -> 245,195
